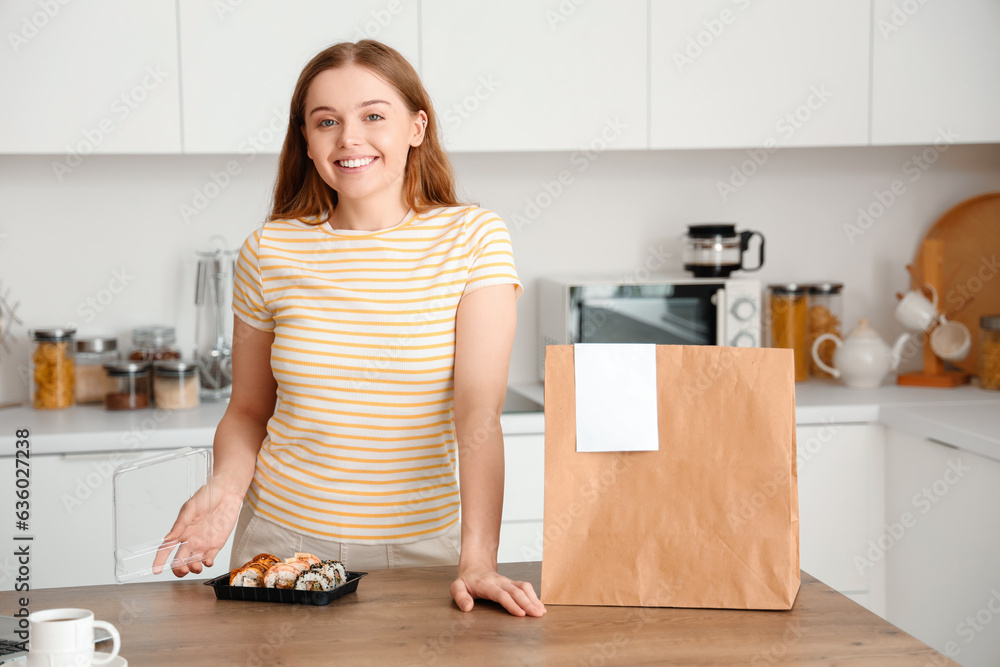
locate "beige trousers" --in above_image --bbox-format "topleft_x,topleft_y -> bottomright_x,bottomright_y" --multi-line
228,501 -> 461,571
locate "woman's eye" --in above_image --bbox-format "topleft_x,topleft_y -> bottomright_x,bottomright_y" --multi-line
319,119 -> 337,127
365,113 -> 384,121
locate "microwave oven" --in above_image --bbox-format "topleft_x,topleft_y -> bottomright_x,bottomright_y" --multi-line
537,276 -> 762,380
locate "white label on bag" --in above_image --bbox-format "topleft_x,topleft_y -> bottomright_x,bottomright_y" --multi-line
574,344 -> 659,453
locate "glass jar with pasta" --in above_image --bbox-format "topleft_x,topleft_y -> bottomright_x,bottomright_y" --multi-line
767,284 -> 809,382
980,316 -> 1000,391
29,327 -> 76,409
806,283 -> 843,379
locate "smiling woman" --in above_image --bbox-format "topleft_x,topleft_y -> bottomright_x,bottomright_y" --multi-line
152,40 -> 545,619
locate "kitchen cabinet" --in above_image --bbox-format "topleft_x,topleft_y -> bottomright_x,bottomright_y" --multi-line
499,433 -> 544,563
0,448 -> 233,591
420,0 -> 647,152
883,428 -> 1000,667
796,423 -> 886,616
0,0 -> 181,155
177,0 -> 419,153
649,0 -> 870,149
871,0 -> 1000,145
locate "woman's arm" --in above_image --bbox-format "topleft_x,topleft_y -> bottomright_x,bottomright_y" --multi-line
450,284 -> 545,617
153,316 -> 277,576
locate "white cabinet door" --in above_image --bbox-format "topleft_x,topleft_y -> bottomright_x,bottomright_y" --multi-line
0,0 -> 181,155
178,1 -> 419,153
650,0 -> 870,149
884,430 -> 1000,667
0,449 -> 234,590
872,0 -> 1000,145
499,433 -> 544,563
796,423 -> 885,616
421,1 -> 647,152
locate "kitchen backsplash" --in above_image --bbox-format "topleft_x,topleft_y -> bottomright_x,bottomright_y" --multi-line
1,144 -> 999,402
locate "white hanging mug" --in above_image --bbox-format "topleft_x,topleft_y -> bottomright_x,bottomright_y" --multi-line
894,284 -> 942,331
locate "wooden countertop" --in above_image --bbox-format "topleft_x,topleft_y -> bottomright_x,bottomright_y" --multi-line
3,563 -> 954,666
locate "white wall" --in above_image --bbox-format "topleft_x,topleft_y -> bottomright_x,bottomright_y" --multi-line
1,144 -> 998,402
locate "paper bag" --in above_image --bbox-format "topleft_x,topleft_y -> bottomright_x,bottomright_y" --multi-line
541,344 -> 800,610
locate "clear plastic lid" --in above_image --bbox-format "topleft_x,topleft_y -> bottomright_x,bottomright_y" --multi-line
113,447 -> 213,583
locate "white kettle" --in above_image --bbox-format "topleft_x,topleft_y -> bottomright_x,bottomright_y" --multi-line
811,319 -> 907,388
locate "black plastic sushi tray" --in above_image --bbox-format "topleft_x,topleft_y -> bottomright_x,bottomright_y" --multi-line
204,571 -> 368,605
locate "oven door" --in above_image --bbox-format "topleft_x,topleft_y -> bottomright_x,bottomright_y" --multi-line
575,284 -> 722,346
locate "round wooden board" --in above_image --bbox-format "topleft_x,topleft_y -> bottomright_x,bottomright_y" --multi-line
911,192 -> 1000,375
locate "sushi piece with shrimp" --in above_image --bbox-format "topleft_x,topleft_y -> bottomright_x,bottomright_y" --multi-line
264,562 -> 302,589
229,561 -> 267,587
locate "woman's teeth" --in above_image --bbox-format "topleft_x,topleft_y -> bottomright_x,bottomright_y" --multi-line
338,157 -> 374,168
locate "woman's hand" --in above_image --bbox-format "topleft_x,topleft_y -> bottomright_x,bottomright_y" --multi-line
450,565 -> 546,617
150,477 -> 245,577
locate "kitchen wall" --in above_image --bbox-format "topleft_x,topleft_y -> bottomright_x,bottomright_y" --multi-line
1,143 -> 998,401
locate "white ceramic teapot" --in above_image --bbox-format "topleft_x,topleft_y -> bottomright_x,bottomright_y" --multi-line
811,319 -> 907,388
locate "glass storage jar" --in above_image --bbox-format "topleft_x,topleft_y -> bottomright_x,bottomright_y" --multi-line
153,360 -> 200,410
29,327 -> 76,409
103,361 -> 151,411
806,283 -> 843,379
128,326 -> 181,362
75,336 -> 119,404
980,315 -> 1000,391
767,284 -> 809,382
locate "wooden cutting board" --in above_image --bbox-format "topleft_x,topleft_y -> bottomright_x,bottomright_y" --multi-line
911,192 -> 1000,375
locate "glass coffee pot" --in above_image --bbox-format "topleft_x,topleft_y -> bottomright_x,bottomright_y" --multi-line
683,224 -> 765,278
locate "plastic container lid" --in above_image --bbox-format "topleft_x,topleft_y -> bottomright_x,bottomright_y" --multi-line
982,315 -> 1000,331
768,283 -> 808,295
113,447 -> 213,583
132,325 -> 177,347
805,282 -> 844,295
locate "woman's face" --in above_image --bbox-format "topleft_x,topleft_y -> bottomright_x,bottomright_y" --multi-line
301,64 -> 426,206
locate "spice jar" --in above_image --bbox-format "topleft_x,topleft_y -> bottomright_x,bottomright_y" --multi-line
103,361 -> 151,411
30,328 -> 76,409
980,315 -> 1000,391
768,284 -> 809,382
806,283 -> 843,379
75,337 -> 119,404
128,326 -> 181,362
153,360 -> 200,410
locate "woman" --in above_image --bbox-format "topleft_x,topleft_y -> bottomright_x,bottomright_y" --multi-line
152,40 -> 544,617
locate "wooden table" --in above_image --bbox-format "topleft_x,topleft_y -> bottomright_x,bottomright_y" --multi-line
3,563 -> 954,666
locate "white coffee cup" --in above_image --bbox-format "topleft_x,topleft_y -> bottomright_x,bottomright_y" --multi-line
27,608 -> 120,667
930,320 -> 972,361
895,284 -> 942,331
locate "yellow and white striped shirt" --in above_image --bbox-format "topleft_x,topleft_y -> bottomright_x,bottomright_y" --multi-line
232,205 -> 521,543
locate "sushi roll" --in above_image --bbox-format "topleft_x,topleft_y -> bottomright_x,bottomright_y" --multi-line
294,570 -> 334,592
229,562 -> 267,587
313,559 -> 347,587
264,562 -> 301,589
250,553 -> 280,569
293,552 -> 321,566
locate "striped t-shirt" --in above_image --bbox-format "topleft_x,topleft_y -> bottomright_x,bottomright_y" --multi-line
231,205 -> 521,543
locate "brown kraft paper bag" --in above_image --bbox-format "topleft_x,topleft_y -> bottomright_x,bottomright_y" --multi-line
540,344 -> 800,609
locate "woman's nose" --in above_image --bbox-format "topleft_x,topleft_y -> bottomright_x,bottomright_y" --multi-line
338,119 -> 363,147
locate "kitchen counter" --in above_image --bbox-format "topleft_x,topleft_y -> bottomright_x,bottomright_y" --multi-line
0,562 -> 954,666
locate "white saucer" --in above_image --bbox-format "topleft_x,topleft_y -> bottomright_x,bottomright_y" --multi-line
95,656 -> 128,667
